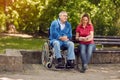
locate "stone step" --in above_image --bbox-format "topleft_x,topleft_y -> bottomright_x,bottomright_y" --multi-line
0,49 -> 23,72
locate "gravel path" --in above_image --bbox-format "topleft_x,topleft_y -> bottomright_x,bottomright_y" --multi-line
0,64 -> 120,80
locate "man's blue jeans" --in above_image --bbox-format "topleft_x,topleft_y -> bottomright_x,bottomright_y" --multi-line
52,40 -> 75,60
79,44 -> 96,65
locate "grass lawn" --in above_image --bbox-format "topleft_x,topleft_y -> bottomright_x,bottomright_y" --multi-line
0,36 -> 46,54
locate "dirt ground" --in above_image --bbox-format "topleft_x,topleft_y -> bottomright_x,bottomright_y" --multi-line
0,64 -> 120,80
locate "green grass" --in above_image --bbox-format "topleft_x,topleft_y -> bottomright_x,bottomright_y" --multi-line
0,36 -> 46,54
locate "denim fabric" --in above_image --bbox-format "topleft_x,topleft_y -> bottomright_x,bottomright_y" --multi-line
49,19 -> 72,40
52,40 -> 75,60
79,44 -> 96,64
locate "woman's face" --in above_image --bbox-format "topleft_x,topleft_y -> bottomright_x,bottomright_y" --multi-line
82,17 -> 88,25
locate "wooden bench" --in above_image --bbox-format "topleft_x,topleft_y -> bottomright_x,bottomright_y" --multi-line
72,35 -> 120,67
94,36 -> 120,49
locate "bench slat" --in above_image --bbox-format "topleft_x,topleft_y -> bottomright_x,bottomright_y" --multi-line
94,36 -> 120,39
95,42 -> 120,45
94,38 -> 120,42
94,50 -> 120,53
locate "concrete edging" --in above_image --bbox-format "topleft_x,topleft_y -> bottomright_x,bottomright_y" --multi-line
0,49 -> 23,72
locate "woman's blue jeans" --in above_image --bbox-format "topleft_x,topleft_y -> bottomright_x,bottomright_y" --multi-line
79,44 -> 96,65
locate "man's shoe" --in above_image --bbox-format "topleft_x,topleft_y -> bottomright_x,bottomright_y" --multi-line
55,62 -> 64,69
66,60 -> 75,69
55,58 -> 64,69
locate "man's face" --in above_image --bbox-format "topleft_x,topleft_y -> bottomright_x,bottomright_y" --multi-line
59,13 -> 68,23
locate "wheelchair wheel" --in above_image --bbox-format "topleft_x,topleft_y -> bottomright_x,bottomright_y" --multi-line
41,42 -> 50,67
41,42 -> 52,68
46,62 -> 52,68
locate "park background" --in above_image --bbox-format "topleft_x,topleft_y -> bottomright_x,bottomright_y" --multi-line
0,0 -> 120,36
0,0 -> 120,52
0,1 -> 120,80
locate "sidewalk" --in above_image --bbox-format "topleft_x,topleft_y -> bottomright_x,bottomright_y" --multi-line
0,64 -> 120,80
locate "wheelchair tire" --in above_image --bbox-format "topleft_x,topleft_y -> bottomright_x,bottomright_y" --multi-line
46,62 -> 52,68
41,42 -> 50,66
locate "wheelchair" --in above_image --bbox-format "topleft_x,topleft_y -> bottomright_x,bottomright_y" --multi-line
41,40 -> 68,69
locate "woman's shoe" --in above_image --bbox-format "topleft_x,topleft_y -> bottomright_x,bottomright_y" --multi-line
80,64 -> 88,73
80,67 -> 86,73
83,64 -> 88,70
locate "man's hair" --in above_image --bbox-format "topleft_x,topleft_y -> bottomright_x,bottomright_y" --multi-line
59,11 -> 67,17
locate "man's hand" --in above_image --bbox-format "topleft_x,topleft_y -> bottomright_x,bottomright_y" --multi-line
59,36 -> 69,41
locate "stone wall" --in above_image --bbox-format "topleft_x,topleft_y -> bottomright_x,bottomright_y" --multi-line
0,54 -> 7,71
75,52 -> 120,64
0,49 -> 23,72
0,49 -> 42,72
91,52 -> 120,64
20,50 -> 42,64
0,49 -> 120,72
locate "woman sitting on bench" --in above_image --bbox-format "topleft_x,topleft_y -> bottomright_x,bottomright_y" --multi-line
75,13 -> 96,73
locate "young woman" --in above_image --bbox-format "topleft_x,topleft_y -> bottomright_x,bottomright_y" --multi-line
75,13 -> 96,73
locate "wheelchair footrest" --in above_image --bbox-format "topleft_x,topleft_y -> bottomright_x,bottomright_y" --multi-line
55,66 -> 65,69
65,66 -> 74,69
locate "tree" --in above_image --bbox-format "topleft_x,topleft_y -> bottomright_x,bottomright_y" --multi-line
0,0 -> 120,36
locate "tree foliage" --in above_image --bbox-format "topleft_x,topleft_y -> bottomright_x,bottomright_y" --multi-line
0,0 -> 120,36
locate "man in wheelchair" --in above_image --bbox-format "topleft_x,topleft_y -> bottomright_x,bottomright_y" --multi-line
49,11 -> 75,69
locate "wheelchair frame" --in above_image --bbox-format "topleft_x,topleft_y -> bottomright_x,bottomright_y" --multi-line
41,40 -> 68,69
